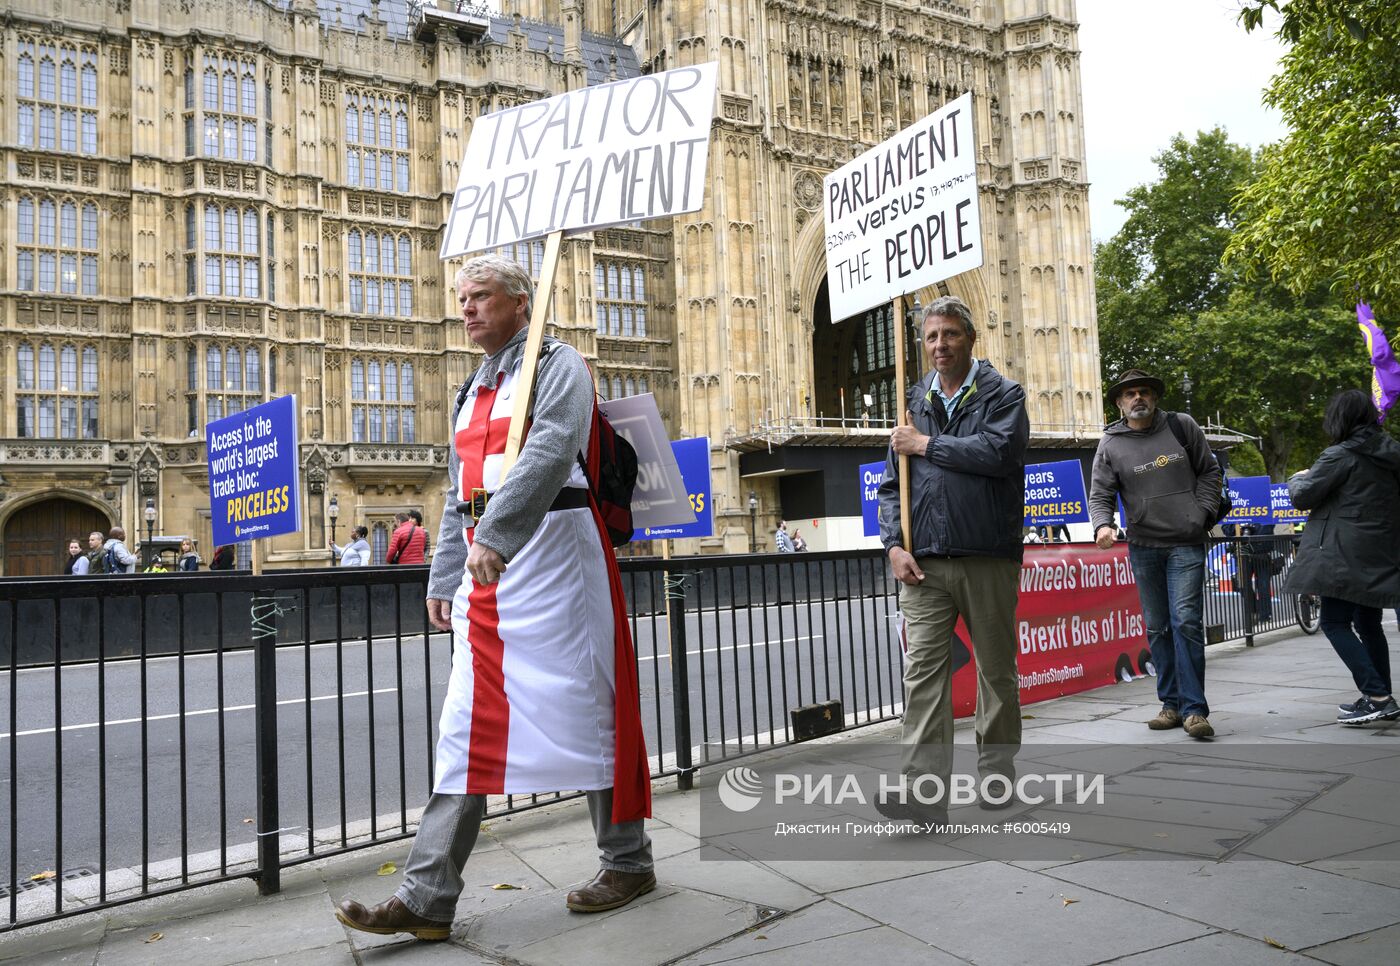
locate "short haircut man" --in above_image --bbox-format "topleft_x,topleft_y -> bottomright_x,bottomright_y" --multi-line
336,254 -> 653,940
876,295 -> 1030,820
1089,368 -> 1221,739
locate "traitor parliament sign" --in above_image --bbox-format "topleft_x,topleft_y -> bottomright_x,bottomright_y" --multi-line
207,394 -> 300,546
441,62 -> 719,257
823,91 -> 983,321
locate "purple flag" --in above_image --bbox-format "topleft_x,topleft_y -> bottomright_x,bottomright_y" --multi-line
1357,303 -> 1400,422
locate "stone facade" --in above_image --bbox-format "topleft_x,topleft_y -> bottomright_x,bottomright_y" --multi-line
0,0 -> 1099,573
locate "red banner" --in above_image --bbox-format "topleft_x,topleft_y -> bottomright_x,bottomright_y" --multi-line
943,544 -> 1148,717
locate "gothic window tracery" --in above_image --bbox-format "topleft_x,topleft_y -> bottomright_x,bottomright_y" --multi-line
15,342 -> 100,439
17,39 -> 98,153
347,230 -> 413,317
16,195 -> 100,295
345,88 -> 410,192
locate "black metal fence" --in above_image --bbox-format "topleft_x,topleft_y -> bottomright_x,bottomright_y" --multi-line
0,537 -> 1300,930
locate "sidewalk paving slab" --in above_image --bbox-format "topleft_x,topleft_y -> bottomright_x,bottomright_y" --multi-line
1,629 -> 1399,965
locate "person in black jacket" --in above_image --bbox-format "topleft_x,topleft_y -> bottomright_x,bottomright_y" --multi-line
1285,389 -> 1400,725
876,295 -> 1029,820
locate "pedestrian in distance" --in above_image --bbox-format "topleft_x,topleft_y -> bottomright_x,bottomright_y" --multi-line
336,254 -> 653,942
876,295 -> 1030,821
84,531 -> 106,572
791,528 -> 807,552
386,511 -> 428,565
409,509 -> 431,558
101,527 -> 138,574
1089,368 -> 1221,739
64,538 -> 89,575
1284,389 -> 1400,726
775,520 -> 796,553
177,538 -> 202,572
330,525 -> 372,566
208,544 -> 235,571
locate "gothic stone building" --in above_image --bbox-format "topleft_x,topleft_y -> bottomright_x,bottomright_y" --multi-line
0,0 -> 1099,575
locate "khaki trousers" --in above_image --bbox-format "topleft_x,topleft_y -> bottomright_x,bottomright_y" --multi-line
898,555 -> 1022,796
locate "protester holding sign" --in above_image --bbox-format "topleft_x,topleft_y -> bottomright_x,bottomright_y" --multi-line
1284,389 -> 1400,726
1089,368 -> 1221,740
876,295 -> 1029,821
336,255 -> 652,942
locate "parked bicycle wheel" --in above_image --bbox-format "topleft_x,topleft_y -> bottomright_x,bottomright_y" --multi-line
1295,593 -> 1321,634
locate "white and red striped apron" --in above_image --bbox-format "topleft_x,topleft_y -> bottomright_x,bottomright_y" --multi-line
434,362 -> 650,823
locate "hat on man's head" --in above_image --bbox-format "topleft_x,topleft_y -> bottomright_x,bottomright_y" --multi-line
1106,368 -> 1166,405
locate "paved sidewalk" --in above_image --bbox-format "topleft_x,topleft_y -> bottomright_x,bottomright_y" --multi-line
3,627 -> 1399,965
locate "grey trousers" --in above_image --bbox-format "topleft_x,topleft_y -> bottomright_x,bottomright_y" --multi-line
898,556 -> 1022,795
395,788 -> 652,921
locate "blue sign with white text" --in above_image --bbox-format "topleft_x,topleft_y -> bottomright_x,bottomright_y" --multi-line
1023,460 -> 1090,527
207,394 -> 301,546
1222,475 -> 1271,524
860,461 -> 885,537
637,437 -> 712,540
1269,482 -> 1308,526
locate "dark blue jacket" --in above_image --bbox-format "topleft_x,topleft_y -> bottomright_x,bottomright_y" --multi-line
877,360 -> 1029,561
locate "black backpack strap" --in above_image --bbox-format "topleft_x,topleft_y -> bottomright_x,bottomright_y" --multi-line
1165,411 -> 1212,477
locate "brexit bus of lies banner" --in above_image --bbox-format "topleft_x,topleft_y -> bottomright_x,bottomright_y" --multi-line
441,63 -> 719,257
948,544 -> 1150,716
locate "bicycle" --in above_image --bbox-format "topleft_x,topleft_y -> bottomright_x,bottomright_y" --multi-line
1295,592 -> 1321,634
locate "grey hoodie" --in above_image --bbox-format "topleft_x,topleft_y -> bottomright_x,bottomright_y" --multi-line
1088,410 -> 1220,547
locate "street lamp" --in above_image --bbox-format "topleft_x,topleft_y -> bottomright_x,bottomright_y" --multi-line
328,494 -> 340,564
1181,372 -> 1194,417
143,498 -> 157,568
748,491 -> 758,553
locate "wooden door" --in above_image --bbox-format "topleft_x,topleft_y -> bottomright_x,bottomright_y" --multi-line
2,499 -> 110,577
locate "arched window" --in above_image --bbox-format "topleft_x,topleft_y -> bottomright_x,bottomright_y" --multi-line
19,41 -> 95,151
595,259 -> 649,340
347,230 -> 412,317
192,50 -> 260,161
351,356 -> 417,444
344,88 -> 409,190
15,340 -> 100,439
202,204 -> 261,298
16,194 -> 99,296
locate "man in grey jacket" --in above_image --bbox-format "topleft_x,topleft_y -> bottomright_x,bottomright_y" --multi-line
1089,369 -> 1221,739
876,295 -> 1029,820
336,255 -> 652,942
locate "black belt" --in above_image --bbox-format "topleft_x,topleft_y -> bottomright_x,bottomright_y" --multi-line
456,487 -> 588,525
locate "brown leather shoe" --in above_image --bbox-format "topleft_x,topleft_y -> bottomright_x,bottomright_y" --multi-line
1183,714 -> 1215,739
566,869 -> 656,913
335,896 -> 451,941
1146,705 -> 1182,730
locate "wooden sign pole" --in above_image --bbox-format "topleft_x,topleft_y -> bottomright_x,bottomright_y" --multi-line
894,294 -> 913,552
499,230 -> 565,479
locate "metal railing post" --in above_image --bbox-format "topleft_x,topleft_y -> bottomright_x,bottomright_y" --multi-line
665,569 -> 695,791
1240,537 -> 1256,647
251,591 -> 282,895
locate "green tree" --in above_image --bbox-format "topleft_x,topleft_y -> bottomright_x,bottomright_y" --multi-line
1095,129 -> 1373,478
1229,0 -> 1400,314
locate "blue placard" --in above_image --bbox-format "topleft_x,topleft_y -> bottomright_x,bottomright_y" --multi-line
1222,475 -> 1271,524
860,461 -> 885,537
1023,460 -> 1090,526
638,437 -> 712,540
1270,483 -> 1308,526
207,394 -> 301,546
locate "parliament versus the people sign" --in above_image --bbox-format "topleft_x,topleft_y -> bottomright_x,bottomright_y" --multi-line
441,63 -> 719,258
823,91 -> 983,322
207,394 -> 301,546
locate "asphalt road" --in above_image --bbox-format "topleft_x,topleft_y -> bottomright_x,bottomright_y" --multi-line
0,594 -> 902,889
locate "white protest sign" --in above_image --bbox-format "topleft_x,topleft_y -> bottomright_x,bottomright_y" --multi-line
823,92 -> 983,322
597,393 -> 697,531
441,62 -> 719,258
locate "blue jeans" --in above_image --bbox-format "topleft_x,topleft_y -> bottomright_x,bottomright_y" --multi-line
1320,597 -> 1391,698
1129,544 -> 1209,718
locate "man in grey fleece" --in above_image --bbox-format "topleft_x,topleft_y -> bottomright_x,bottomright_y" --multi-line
1089,369 -> 1221,739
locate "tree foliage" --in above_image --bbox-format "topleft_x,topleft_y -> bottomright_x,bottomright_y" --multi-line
1095,129 -> 1373,478
1228,0 -> 1400,314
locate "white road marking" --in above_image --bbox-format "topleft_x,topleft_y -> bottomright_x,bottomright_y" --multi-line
0,687 -> 399,741
635,635 -> 824,662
